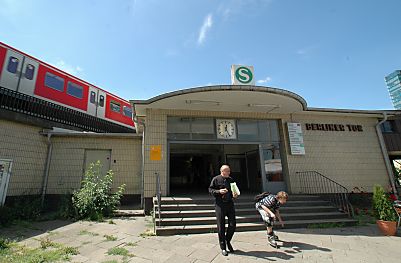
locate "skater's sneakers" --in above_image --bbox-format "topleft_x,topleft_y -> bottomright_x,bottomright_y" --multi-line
268,235 -> 277,247
267,232 -> 279,240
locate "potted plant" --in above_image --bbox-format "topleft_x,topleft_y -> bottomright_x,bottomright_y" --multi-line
372,185 -> 398,236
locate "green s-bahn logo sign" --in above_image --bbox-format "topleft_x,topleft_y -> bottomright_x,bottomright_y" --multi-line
231,65 -> 255,85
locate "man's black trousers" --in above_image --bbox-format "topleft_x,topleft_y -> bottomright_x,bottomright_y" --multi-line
215,202 -> 236,250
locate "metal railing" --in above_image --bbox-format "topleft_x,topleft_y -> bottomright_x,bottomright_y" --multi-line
0,86 -> 135,133
155,172 -> 162,227
297,171 -> 354,217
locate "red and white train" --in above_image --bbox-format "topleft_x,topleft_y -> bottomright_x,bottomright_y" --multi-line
0,42 -> 135,130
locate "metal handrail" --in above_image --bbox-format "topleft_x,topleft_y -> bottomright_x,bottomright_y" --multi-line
156,172 -> 161,227
296,171 -> 354,217
0,86 -> 134,133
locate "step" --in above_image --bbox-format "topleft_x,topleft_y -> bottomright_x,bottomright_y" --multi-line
155,218 -> 358,235
156,211 -> 349,226
155,200 -> 331,211
156,206 -> 340,218
154,195 -> 322,205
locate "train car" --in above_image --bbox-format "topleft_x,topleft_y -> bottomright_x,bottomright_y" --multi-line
0,42 -> 135,130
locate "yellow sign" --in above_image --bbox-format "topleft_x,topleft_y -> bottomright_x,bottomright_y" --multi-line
150,145 -> 162,161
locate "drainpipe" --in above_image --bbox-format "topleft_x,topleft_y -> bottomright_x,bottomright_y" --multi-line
375,112 -> 398,196
41,132 -> 53,207
140,120 -> 145,209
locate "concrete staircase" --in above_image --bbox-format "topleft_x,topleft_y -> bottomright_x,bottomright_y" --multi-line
153,194 -> 357,235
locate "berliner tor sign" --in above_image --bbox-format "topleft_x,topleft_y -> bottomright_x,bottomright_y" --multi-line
231,65 -> 255,85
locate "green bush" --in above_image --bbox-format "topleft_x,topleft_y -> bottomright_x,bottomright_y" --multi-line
72,161 -> 125,220
372,185 -> 397,222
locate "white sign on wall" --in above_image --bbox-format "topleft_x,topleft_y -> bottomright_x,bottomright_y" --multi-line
0,159 -> 13,206
231,65 -> 255,85
287,123 -> 305,155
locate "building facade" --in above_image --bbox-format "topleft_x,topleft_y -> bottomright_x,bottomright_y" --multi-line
1,85 -> 399,213
385,70 -> 401,110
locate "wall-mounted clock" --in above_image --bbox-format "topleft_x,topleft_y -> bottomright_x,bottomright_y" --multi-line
216,119 -> 237,139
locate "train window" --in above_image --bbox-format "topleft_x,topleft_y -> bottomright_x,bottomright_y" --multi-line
99,95 -> 105,107
7,56 -> 19,73
110,101 -> 121,113
123,106 -> 133,118
90,91 -> 96,104
45,72 -> 64,92
67,82 -> 83,99
25,64 -> 35,80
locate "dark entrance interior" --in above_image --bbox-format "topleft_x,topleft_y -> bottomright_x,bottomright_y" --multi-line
169,143 -> 261,195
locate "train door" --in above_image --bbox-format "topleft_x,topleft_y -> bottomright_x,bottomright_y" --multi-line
96,90 -> 106,119
0,49 -> 24,91
18,56 -> 39,95
87,86 -> 98,116
0,49 -> 38,95
0,159 -> 13,206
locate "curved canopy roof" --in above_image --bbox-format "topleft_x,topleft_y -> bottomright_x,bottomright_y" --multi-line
131,85 -> 307,117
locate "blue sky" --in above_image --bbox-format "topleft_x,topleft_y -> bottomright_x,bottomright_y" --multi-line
1,0 -> 401,110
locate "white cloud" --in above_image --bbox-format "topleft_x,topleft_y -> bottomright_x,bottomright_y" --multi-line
198,14 -> 213,45
296,45 -> 318,57
52,60 -> 84,76
257,76 -> 272,84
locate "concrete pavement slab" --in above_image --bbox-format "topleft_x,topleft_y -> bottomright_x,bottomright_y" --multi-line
2,217 -> 401,263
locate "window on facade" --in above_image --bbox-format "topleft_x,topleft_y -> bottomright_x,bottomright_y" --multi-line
67,82 -> 83,99
381,121 -> 396,133
123,106 -> 133,118
167,117 -> 191,140
7,57 -> 19,73
237,120 -> 259,141
90,91 -> 96,104
110,101 -> 121,113
191,118 -> 215,139
45,72 -> 64,92
24,64 -> 35,80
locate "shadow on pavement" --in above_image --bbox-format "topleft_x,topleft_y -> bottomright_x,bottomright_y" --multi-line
279,225 -> 401,237
280,240 -> 331,253
0,219 -> 74,241
233,240 -> 330,261
234,249 -> 294,261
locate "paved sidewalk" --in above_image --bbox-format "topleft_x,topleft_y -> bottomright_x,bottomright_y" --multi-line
1,217 -> 400,262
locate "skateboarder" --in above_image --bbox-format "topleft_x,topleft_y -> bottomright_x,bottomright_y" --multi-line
255,191 -> 288,248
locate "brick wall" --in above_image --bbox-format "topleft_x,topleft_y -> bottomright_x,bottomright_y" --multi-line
0,119 -> 47,195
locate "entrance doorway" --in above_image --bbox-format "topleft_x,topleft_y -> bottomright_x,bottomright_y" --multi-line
169,143 -> 262,195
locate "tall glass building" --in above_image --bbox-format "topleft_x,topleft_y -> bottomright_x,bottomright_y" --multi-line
385,70 -> 401,109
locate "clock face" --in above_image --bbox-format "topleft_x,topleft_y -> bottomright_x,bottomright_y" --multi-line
216,119 -> 236,139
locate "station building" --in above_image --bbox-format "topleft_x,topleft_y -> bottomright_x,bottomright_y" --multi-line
1,66 -> 400,213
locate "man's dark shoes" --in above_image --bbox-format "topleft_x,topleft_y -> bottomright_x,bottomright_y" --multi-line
221,249 -> 228,256
227,242 -> 235,253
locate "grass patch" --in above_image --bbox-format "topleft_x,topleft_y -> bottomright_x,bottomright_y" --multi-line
104,235 -> 117,241
307,222 -> 346,229
125,242 -> 137,247
355,213 -> 376,226
108,219 -> 116,225
0,239 -> 78,263
39,237 -> 56,249
79,230 -> 99,236
139,229 -> 155,238
107,247 -> 133,257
